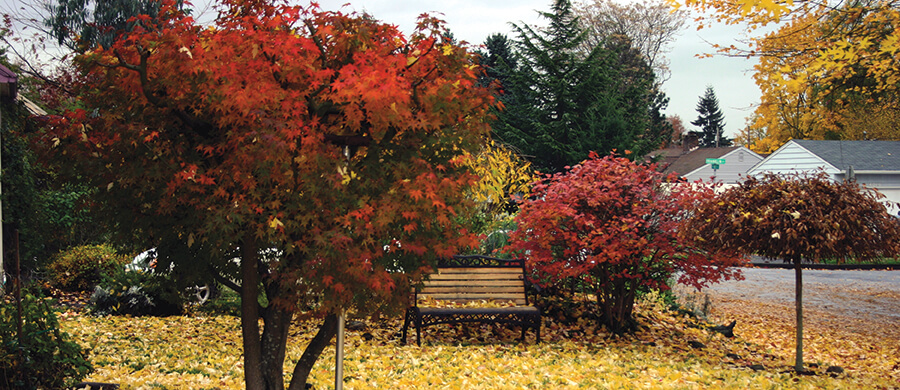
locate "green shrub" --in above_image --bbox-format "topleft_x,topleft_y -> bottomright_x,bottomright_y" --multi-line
90,269 -> 184,316
0,290 -> 92,389
47,244 -> 131,292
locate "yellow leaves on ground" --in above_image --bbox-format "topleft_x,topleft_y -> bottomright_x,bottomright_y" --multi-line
62,315 -> 245,389
704,296 -> 900,386
59,295 -> 897,389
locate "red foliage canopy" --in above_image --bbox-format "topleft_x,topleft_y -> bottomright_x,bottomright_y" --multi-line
507,153 -> 744,332
35,1 -> 495,387
686,171 -> 900,262
38,0 -> 495,310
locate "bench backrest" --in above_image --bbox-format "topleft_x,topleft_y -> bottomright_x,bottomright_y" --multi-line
415,256 -> 530,306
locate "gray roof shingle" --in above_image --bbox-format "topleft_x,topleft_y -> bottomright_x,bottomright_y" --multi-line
662,147 -> 740,176
793,140 -> 900,171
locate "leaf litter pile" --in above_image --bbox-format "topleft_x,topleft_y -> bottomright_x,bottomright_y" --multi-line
57,288 -> 899,389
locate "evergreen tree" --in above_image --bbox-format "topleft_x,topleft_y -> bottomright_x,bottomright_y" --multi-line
692,86 -> 731,147
492,0 -> 670,173
478,34 -> 517,92
603,34 -> 672,155
46,0 -> 172,51
504,0 -> 589,173
477,34 -> 525,135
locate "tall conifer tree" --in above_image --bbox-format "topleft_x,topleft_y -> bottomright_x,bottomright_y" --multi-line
692,86 -> 731,147
491,0 -> 670,173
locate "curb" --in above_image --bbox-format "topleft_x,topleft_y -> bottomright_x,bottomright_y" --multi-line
748,262 -> 898,271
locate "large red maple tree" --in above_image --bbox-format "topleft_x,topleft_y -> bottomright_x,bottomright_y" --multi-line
36,1 -> 494,389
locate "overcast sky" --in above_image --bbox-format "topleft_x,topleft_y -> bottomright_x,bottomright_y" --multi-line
319,0 -> 760,138
2,0 -> 760,138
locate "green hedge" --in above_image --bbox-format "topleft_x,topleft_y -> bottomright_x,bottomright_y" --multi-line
47,244 -> 131,292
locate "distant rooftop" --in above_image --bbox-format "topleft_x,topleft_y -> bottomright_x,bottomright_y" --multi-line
0,64 -> 17,102
661,146 -> 740,176
793,140 -> 900,171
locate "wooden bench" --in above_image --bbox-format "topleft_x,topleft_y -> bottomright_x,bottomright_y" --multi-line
401,255 -> 541,346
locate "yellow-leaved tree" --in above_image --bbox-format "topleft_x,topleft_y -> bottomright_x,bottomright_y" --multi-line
465,140 -> 535,253
675,0 -> 900,152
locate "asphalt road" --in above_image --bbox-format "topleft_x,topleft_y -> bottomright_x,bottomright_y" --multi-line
700,267 -> 900,328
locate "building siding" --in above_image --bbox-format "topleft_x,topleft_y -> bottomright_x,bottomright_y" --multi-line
684,147 -> 764,184
751,140 -> 900,213
747,142 -> 839,176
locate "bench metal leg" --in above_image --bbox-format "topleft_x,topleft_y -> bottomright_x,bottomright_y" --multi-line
519,320 -> 541,344
401,310 -> 411,345
415,318 -> 422,346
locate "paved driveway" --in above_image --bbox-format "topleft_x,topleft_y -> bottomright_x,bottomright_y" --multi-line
698,267 -> 900,334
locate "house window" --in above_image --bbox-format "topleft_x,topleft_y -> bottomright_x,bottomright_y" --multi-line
739,152 -> 744,162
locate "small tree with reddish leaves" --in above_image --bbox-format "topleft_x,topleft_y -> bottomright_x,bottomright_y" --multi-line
684,171 -> 900,372
507,152 -> 745,334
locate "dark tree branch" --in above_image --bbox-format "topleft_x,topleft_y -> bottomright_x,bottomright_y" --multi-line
106,47 -> 217,140
208,265 -> 242,295
0,36 -> 78,98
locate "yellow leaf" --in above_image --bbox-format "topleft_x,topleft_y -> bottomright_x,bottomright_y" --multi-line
269,217 -> 284,229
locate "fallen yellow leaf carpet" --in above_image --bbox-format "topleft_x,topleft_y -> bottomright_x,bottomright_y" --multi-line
57,293 -> 898,389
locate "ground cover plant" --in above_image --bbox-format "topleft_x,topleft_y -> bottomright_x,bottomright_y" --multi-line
55,290 -> 899,389
1,290 -> 92,389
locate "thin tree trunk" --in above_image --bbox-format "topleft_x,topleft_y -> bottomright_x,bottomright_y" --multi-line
241,236 -> 264,390
793,254 -> 804,372
287,315 -> 338,390
260,300 -> 292,390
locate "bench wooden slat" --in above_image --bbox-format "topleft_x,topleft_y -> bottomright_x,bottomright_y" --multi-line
427,273 -> 524,281
423,292 -> 526,300
419,286 -> 525,294
418,306 -> 539,315
421,301 -> 529,307
420,298 -> 529,306
419,298 -> 527,304
435,267 -> 522,274
421,280 -> 524,287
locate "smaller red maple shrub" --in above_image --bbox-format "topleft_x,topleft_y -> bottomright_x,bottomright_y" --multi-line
506,152 -> 744,334
684,170 -> 900,371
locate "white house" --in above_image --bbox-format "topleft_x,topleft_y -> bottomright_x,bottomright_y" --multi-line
747,140 -> 900,212
649,146 -> 764,184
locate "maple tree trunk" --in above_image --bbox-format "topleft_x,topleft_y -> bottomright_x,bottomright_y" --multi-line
241,236 -> 265,390
287,314 -> 338,390
260,291 -> 292,390
793,254 -> 804,372
597,270 -> 637,335
238,245 -> 336,390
